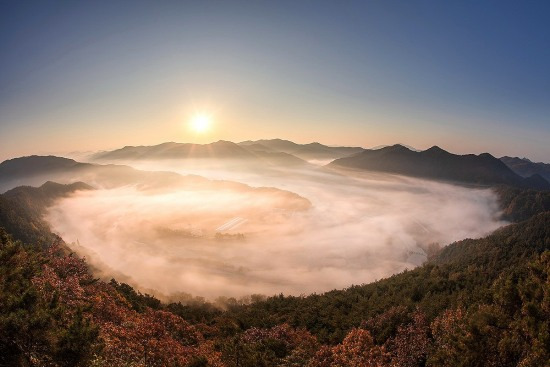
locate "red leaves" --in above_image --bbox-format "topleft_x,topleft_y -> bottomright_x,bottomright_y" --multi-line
386,311 -> 430,367
92,288 -> 224,366
309,328 -> 390,367
30,248 -> 225,366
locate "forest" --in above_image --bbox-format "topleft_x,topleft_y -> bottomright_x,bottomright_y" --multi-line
0,184 -> 548,366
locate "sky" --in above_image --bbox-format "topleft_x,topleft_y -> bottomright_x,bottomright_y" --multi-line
1,0 -> 549,162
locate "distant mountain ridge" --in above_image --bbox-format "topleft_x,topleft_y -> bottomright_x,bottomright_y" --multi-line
94,138 -> 365,162
0,155 -> 88,178
330,144 -> 550,189
239,139 -> 364,161
369,143 -> 420,152
500,156 -> 550,182
0,155 -> 194,192
91,140 -> 314,168
93,140 -> 257,160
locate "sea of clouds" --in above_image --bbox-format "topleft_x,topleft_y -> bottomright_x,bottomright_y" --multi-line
46,161 -> 506,299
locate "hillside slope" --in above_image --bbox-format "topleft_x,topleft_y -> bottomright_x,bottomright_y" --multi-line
0,181 -> 93,246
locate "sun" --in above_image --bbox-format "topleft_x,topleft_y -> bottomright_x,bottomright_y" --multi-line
189,113 -> 211,133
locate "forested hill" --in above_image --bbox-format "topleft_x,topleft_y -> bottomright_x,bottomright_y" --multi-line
222,212 -> 549,337
494,185 -> 550,222
329,145 -> 550,190
0,181 -> 93,246
0,181 -> 548,366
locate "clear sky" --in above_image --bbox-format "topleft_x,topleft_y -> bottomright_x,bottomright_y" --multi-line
1,0 -> 549,162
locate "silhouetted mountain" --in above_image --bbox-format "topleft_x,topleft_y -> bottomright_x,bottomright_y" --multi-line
0,155 -> 88,179
0,155 -> 201,192
0,156 -> 93,192
500,156 -> 550,182
330,144 -> 550,189
370,143 -> 420,151
239,139 -> 364,161
91,140 -> 315,169
93,141 -> 257,160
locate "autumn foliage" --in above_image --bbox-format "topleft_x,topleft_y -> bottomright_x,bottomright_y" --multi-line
0,201 -> 548,366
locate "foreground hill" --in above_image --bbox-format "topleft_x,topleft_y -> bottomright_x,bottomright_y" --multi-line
0,178 -> 548,366
239,139 -> 364,161
330,144 -> 550,189
216,211 -> 549,366
501,156 -> 550,182
1,152 -> 549,365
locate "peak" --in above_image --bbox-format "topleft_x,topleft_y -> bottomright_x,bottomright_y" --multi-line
386,144 -> 412,151
2,155 -> 77,164
213,140 -> 236,145
523,173 -> 550,190
422,146 -> 452,156
478,152 -> 497,160
426,145 -> 445,152
41,181 -> 62,188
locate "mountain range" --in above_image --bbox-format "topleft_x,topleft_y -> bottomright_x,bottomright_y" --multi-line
239,139 -> 365,161
91,140 -> 314,169
3,141 -> 549,192
0,140 -> 549,366
91,139 -> 364,163
500,156 -> 550,182
93,141 -> 256,160
329,144 -> 550,189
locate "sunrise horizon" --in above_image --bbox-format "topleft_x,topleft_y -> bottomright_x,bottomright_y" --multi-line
2,1 -> 549,163
1,2 -> 549,365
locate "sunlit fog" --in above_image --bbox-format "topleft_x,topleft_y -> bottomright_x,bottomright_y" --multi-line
45,159 -> 505,299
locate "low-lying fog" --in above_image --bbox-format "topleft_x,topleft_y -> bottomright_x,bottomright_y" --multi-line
46,159 -> 506,299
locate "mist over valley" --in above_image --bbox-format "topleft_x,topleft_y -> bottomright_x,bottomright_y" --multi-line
0,142 -> 508,299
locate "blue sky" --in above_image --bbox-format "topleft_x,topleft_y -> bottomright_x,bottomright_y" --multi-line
1,0 -> 549,161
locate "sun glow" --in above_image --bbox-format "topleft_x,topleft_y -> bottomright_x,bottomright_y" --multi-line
189,113 -> 211,133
